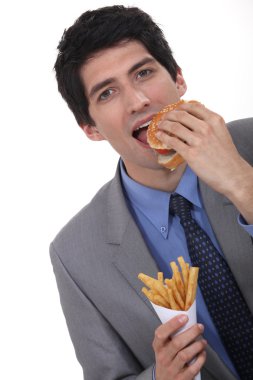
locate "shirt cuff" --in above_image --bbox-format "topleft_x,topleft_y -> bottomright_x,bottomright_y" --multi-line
152,363 -> 156,380
238,214 -> 253,237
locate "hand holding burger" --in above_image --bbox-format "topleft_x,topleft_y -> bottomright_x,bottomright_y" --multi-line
148,100 -> 253,227
147,100 -> 198,171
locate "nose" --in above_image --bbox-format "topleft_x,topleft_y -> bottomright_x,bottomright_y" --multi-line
125,87 -> 151,114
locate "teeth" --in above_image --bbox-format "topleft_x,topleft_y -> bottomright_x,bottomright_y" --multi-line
135,122 -> 150,131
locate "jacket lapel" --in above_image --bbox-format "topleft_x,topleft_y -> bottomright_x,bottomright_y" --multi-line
106,164 -> 160,319
113,216 -> 160,315
199,180 -> 253,313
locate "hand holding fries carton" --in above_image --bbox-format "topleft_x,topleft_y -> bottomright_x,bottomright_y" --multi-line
138,256 -> 201,380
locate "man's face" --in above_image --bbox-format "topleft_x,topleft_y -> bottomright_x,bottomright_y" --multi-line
80,40 -> 186,181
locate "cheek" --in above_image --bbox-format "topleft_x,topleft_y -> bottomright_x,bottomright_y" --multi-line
89,103 -> 125,139
146,80 -> 171,101
161,81 -> 177,96
89,115 -> 120,141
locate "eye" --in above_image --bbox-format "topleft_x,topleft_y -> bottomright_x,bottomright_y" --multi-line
98,88 -> 114,101
136,69 -> 152,79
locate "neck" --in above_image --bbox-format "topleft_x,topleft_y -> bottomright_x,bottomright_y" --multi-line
123,162 -> 187,192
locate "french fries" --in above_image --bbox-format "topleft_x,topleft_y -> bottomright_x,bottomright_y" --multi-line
138,256 -> 199,311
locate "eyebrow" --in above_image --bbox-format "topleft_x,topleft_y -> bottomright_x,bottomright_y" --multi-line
88,57 -> 156,99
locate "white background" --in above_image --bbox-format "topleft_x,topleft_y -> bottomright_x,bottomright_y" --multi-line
0,0 -> 252,378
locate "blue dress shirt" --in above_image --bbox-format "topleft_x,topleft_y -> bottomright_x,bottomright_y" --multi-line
120,160 -> 253,379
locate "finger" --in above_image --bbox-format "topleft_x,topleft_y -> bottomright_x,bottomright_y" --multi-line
157,119 -> 199,147
155,130 -> 190,156
173,339 -> 207,371
162,107 -> 220,143
178,102 -> 226,132
161,109 -> 205,134
160,340 -> 207,379
181,350 -> 207,380
178,101 -> 209,120
167,323 -> 205,359
153,315 -> 188,352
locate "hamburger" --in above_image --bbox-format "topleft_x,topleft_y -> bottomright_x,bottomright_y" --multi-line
147,100 -> 194,170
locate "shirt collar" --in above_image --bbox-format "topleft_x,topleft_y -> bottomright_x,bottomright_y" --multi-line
175,165 -> 202,208
120,160 -> 202,237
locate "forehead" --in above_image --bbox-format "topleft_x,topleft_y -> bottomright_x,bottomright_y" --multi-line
80,40 -> 155,92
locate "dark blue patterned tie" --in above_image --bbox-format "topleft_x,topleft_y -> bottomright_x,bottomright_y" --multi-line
170,193 -> 253,379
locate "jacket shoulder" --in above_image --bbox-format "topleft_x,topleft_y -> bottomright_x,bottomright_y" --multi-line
227,117 -> 253,134
50,178 -> 113,256
227,118 -> 253,164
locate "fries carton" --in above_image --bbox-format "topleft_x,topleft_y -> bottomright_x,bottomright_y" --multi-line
151,299 -> 196,331
138,257 -> 201,380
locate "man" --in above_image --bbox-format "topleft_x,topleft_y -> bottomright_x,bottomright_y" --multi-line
50,5 -> 253,380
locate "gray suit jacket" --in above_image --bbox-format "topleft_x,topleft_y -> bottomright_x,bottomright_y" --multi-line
50,118 -> 253,380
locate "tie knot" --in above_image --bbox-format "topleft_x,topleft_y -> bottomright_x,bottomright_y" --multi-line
170,194 -> 192,220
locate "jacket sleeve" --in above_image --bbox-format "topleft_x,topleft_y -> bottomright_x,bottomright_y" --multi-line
50,243 -> 154,380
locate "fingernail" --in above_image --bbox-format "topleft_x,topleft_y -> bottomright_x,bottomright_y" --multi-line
198,323 -> 204,331
178,315 -> 188,323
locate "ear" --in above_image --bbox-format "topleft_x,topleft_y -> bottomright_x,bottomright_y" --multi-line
81,124 -> 106,141
175,69 -> 187,97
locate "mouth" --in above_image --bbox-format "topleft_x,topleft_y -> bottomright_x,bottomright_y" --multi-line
132,121 -> 151,145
